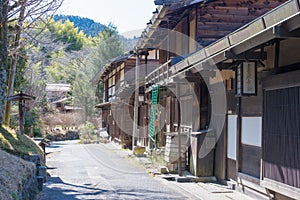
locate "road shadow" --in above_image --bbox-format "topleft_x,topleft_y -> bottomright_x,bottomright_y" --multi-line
46,145 -> 61,149
40,176 -> 183,199
46,166 -> 57,170
40,177 -> 111,200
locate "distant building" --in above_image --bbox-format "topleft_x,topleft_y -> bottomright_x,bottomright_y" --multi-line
92,53 -> 159,148
45,84 -> 81,113
45,84 -> 71,103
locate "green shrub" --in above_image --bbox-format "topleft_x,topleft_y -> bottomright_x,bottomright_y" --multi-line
11,192 -> 17,200
79,122 -> 97,143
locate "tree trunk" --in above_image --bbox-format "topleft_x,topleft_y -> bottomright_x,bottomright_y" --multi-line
0,0 -> 9,125
4,0 -> 27,126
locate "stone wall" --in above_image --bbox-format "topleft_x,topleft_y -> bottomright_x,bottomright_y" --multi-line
0,149 -> 39,200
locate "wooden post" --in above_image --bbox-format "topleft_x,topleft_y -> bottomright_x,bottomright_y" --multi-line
132,54 -> 140,150
19,99 -> 24,135
236,97 -> 242,175
144,53 -> 148,146
145,52 -> 148,77
7,91 -> 35,135
176,83 -> 182,176
274,40 -> 280,69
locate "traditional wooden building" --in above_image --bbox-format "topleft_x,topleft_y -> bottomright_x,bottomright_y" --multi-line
45,84 -> 71,103
45,84 -> 76,112
136,0 -> 299,199
93,53 -> 159,148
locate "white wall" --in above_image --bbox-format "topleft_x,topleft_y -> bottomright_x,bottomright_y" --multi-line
227,115 -> 237,160
241,117 -> 262,147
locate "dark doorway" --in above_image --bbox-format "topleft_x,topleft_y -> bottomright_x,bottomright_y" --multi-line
263,86 -> 300,188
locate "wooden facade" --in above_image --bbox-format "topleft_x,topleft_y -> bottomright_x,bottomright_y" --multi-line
136,0 -> 300,199
140,0 -> 286,54
89,0 -> 300,199
94,53 -> 159,148
140,0 -> 290,174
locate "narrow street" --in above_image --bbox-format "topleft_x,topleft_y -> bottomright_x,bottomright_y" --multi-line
39,141 -> 190,200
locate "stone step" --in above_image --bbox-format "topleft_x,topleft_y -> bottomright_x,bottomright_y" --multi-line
175,176 -> 192,183
159,174 -> 176,181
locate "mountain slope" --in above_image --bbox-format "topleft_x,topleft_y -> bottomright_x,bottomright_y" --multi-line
53,15 -> 106,37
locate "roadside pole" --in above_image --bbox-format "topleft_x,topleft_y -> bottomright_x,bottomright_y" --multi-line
176,83 -> 182,176
132,54 -> 140,150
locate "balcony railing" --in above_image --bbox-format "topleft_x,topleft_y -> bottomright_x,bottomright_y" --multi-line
145,59 -> 172,86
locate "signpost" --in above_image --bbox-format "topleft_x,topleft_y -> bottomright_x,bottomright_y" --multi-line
6,91 -> 35,135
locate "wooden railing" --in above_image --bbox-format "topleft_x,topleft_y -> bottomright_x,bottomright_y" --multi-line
145,59 -> 172,86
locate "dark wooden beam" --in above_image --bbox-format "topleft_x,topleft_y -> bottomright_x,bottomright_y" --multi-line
198,21 -> 245,27
171,71 -> 215,83
197,24 -> 245,31
274,39 -> 280,69
217,61 -> 242,70
199,6 -> 267,17
225,51 -> 267,61
169,76 -> 202,84
266,61 -> 300,76
236,96 -> 242,177
273,26 -> 300,39
202,13 -> 258,22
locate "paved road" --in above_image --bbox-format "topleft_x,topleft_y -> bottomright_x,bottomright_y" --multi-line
39,141 -> 189,200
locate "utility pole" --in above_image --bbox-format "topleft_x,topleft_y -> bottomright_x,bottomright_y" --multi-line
132,53 -> 140,150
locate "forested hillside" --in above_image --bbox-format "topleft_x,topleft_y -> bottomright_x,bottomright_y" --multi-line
53,14 -> 106,37
0,3 -> 140,139
53,15 -> 139,51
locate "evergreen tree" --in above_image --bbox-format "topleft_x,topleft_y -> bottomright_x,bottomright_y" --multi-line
53,15 -> 106,37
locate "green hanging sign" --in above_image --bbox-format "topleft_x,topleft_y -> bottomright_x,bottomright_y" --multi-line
148,84 -> 159,143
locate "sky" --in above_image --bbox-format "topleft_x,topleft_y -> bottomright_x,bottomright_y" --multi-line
58,0 -> 157,37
